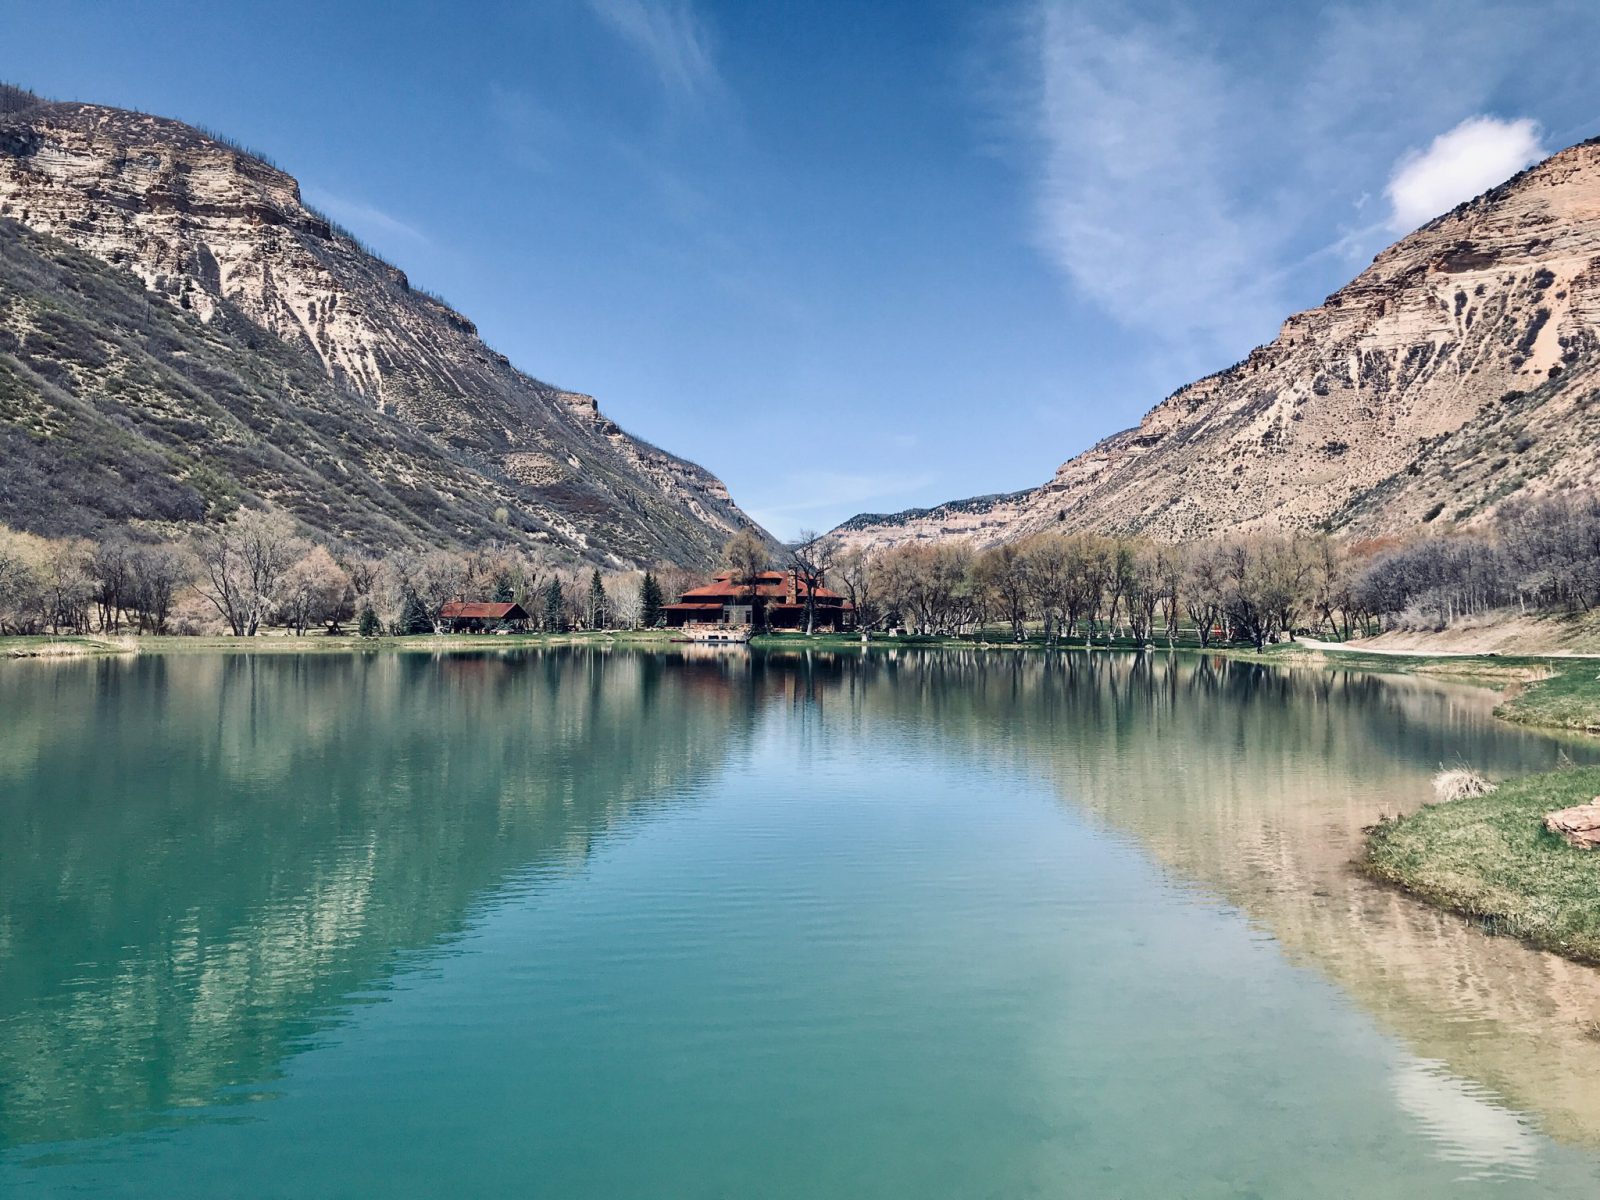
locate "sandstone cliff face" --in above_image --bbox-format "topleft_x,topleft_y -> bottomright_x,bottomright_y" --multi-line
835,138 -> 1600,551
0,93 -> 760,565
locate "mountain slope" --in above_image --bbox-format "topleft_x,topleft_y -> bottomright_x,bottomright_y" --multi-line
0,88 -> 761,564
833,137 -> 1600,552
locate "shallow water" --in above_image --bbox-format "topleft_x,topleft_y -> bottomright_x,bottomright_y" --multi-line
3,648 -> 1600,1197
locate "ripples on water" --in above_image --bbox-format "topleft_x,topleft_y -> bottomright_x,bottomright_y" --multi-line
2,648 -> 1600,1196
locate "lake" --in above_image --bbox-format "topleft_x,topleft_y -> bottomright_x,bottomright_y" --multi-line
5,647 -> 1600,1197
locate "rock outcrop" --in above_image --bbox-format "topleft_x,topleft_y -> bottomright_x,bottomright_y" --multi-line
0,87 -> 762,565
1545,802 -> 1600,849
834,137 -> 1600,552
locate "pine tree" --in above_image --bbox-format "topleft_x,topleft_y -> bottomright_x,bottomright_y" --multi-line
493,572 -> 514,603
400,591 -> 433,635
543,577 -> 566,633
640,572 -> 663,628
588,569 -> 607,630
357,605 -> 382,638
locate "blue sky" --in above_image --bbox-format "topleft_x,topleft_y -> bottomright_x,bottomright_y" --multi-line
8,0 -> 1600,538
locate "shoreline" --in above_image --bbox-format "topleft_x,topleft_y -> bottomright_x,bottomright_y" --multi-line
8,627 -> 1598,736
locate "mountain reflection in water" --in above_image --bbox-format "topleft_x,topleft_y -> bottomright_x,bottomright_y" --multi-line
2,646 -> 1600,1170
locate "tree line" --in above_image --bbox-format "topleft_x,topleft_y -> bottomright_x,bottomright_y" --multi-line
0,509 -> 698,638
791,487 -> 1600,647
6,486 -> 1600,643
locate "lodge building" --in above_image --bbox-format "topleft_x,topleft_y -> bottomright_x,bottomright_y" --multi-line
663,570 -> 854,632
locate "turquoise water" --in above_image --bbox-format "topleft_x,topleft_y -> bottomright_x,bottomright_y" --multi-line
4,648 -> 1600,1196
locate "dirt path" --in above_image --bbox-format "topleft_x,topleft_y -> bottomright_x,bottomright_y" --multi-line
1296,637 -> 1600,661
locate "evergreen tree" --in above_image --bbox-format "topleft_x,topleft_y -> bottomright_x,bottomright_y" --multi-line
588,568 -> 608,629
400,591 -> 433,635
493,572 -> 514,603
357,605 -> 382,638
640,572 -> 663,628
542,577 -> 566,633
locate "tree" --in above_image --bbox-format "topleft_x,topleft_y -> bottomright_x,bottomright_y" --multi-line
88,539 -> 133,633
788,530 -> 835,635
587,568 -> 608,630
543,576 -> 566,633
191,509 -> 308,636
640,571 -> 664,628
280,546 -> 353,635
610,572 -> 644,629
128,544 -> 190,634
724,529 -> 769,596
0,526 -> 45,635
357,605 -> 382,638
973,542 -> 1030,642
411,550 -> 468,634
399,591 -> 434,635
39,539 -> 94,634
1184,544 -> 1227,648
835,546 -> 884,643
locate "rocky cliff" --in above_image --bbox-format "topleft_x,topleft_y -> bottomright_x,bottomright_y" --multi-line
0,87 -> 762,565
834,137 -> 1600,551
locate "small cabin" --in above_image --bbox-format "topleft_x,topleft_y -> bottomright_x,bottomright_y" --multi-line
439,600 -> 530,633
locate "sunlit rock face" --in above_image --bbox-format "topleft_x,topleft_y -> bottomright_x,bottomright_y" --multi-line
833,139 -> 1600,551
0,94 -> 760,565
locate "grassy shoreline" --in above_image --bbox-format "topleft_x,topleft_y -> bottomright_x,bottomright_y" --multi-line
1364,767 -> 1600,965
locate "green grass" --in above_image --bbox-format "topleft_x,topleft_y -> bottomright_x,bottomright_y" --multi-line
2,634 -> 139,658
1364,767 -> 1600,964
1497,662 -> 1600,732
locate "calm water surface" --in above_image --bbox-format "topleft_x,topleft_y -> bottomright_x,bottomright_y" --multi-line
5,648 -> 1600,1197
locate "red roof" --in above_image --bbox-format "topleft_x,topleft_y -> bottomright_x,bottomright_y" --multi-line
662,602 -> 725,611
440,601 -> 528,620
679,571 -> 847,602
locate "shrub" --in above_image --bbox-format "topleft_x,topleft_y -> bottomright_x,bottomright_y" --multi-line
1432,767 -> 1497,803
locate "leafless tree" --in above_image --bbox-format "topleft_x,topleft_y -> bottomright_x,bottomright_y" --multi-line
281,546 -> 353,635
128,544 -> 191,634
788,530 -> 836,635
192,509 -> 308,636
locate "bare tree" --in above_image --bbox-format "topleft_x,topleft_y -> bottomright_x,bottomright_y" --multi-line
128,544 -> 191,634
834,545 -> 884,642
973,542 -> 1030,641
0,526 -> 45,635
192,509 -> 308,636
788,530 -> 836,635
281,546 -> 353,635
88,539 -> 134,633
411,549 -> 469,634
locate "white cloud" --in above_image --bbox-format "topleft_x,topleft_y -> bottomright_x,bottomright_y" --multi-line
1385,115 -> 1545,233
1022,3 -> 1283,351
1005,0 -> 1582,366
300,186 -> 429,246
585,0 -> 721,103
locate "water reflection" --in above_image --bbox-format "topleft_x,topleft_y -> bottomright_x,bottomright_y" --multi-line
0,649 -> 751,1146
3,646 -> 1600,1160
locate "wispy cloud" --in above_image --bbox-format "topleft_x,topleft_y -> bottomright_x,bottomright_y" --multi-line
1385,115 -> 1544,232
300,186 -> 429,246
487,84 -> 566,173
1005,0 -> 1594,365
584,0 -> 721,103
1021,2 -> 1281,353
744,469 -> 937,539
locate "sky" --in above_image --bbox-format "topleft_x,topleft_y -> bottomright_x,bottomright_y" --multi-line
7,0 -> 1600,538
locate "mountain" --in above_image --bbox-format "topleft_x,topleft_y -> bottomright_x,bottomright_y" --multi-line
832,137 -> 1600,552
0,86 -> 762,566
